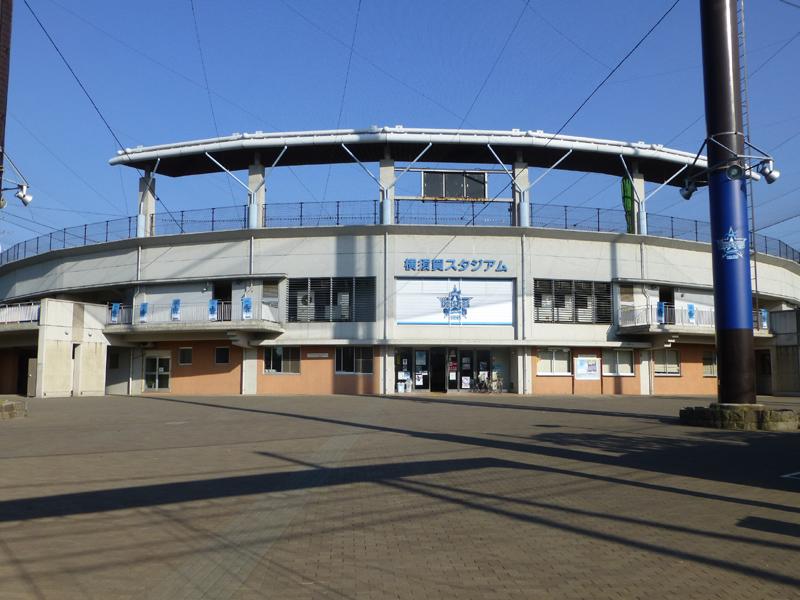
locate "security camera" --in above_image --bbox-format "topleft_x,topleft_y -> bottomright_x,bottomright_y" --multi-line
14,185 -> 32,205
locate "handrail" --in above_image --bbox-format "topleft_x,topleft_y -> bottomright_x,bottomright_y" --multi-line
618,303 -> 769,331
0,302 -> 40,324
2,200 -> 798,267
106,300 -> 281,325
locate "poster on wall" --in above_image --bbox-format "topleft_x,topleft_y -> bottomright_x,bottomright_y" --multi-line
242,297 -> 253,320
396,278 -> 514,325
461,376 -> 471,389
574,356 -> 601,380
687,303 -> 696,325
171,299 -> 181,321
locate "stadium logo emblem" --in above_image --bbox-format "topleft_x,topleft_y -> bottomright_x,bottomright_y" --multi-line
439,286 -> 472,322
717,227 -> 746,261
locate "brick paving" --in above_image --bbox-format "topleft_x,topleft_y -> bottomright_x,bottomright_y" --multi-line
0,393 -> 798,599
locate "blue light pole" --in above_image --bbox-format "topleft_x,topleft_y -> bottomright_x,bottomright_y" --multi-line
700,0 -> 756,404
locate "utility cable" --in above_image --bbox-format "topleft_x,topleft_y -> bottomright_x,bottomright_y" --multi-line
323,0 -> 362,201
546,0 -> 681,143
188,0 -> 236,204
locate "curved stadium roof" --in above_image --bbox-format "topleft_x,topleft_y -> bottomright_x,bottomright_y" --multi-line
109,126 -> 708,186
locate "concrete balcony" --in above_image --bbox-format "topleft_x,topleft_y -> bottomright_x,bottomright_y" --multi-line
105,300 -> 284,335
617,304 -> 770,336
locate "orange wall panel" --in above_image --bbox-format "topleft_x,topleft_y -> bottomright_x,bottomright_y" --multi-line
153,341 -> 242,396
653,344 -> 717,396
258,346 -> 380,395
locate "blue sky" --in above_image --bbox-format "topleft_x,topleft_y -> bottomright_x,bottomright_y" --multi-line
2,0 -> 799,249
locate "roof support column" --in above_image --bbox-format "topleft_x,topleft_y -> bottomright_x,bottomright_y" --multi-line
632,164 -> 647,235
514,162 -> 530,227
137,173 -> 156,237
379,158 -> 394,225
248,154 -> 265,229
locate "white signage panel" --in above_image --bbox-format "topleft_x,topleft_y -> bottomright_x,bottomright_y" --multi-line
396,278 -> 514,326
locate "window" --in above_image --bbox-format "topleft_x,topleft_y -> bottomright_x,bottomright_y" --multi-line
703,351 -> 717,377
619,284 -> 634,304
178,347 -> 193,366
265,347 -> 300,374
336,347 -> 373,374
654,349 -> 680,376
215,347 -> 230,365
537,348 -> 571,375
534,279 -> 612,324
287,277 -> 376,323
602,349 -> 634,375
422,171 -> 487,199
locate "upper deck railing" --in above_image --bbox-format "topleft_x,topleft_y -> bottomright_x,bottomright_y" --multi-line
1,200 -> 798,266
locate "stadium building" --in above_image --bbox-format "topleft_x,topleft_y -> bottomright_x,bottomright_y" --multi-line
0,127 -> 798,398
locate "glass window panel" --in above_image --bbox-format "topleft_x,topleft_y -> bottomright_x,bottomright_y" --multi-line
444,172 -> 465,198
553,349 -> 571,373
423,172 -> 444,197
464,172 -> 486,198
215,347 -> 230,364
179,348 -> 192,365
617,350 -> 633,375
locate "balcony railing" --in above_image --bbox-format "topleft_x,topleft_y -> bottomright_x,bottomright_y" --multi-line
0,302 -> 40,324
618,304 -> 770,331
2,201 -> 799,268
106,300 -> 280,325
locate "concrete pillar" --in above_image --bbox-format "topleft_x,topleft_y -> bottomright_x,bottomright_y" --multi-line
379,159 -> 395,225
631,166 -> 646,235
248,157 -> 265,229
513,162 -> 530,227
137,173 -> 156,237
382,346 -> 395,394
241,347 -> 258,394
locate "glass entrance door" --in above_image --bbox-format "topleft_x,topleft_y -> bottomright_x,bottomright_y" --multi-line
414,350 -> 429,390
144,356 -> 170,390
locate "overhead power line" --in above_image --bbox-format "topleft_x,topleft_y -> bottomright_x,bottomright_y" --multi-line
188,0 -> 235,204
548,0 -> 682,142
23,0 -> 126,152
323,0 -> 362,202
457,0 -> 531,129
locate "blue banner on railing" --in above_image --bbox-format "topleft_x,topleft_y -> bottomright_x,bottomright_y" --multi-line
242,297 -> 253,320
208,299 -> 218,321
171,299 -> 181,321
760,308 -> 769,330
139,302 -> 149,323
687,303 -> 696,325
656,302 -> 666,324
110,303 -> 121,324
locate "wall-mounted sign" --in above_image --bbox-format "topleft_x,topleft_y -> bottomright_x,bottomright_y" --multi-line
403,257 -> 508,273
307,352 -> 329,358
396,278 -> 513,326
574,356 -> 601,380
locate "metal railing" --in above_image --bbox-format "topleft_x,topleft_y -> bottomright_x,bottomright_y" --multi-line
618,304 -> 769,331
0,302 -> 40,324
106,299 -> 281,325
2,200 -> 798,267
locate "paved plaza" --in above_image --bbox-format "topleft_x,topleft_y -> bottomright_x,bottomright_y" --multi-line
0,392 -> 798,599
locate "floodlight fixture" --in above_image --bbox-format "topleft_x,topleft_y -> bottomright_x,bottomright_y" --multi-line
760,160 -> 780,184
680,179 -> 697,200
